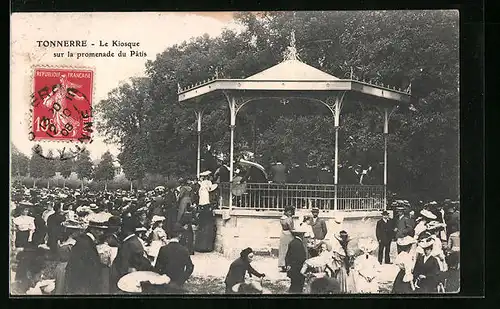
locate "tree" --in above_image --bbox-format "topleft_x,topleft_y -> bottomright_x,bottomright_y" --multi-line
11,144 -> 30,177
94,151 -> 115,190
29,145 -> 45,187
56,158 -> 74,187
42,150 -> 57,188
75,149 -> 94,188
97,11 -> 459,200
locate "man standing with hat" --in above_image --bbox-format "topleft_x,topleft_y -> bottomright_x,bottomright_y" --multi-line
285,230 -> 307,293
154,225 -> 194,291
64,219 -> 108,294
310,207 -> 328,241
393,201 -> 414,254
376,210 -> 393,264
110,217 -> 154,294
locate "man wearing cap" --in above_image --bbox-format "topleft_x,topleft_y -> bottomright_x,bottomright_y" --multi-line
285,230 -> 307,293
64,220 -> 108,294
310,208 -> 328,241
393,203 -> 414,253
154,226 -> 194,289
376,210 -> 393,264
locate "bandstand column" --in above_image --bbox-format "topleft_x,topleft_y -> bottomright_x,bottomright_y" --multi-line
332,93 -> 344,211
227,95 -> 237,212
383,108 -> 389,210
195,110 -> 203,179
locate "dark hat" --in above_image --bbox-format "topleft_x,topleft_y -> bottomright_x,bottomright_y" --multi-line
240,247 -> 253,259
381,210 -> 389,216
107,216 -> 121,228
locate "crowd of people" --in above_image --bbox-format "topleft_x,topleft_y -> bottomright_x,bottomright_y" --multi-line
275,199 -> 460,294
10,172 -> 459,294
10,173 -> 220,295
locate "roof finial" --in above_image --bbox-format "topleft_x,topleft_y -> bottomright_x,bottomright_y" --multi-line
283,30 -> 299,61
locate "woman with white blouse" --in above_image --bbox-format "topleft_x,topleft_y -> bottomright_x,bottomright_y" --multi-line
392,236 -> 417,293
13,207 -> 36,248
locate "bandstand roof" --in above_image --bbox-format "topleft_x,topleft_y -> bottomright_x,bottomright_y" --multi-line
178,32 -> 411,106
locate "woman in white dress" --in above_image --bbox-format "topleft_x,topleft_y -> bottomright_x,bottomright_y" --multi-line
391,236 -> 417,293
278,207 -> 295,272
13,207 -> 36,248
300,243 -> 335,293
331,230 -> 357,293
353,238 -> 381,293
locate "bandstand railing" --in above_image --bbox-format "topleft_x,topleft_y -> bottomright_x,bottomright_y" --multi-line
217,183 -> 385,212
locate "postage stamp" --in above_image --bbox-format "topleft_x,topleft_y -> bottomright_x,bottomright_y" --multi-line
30,67 -> 94,143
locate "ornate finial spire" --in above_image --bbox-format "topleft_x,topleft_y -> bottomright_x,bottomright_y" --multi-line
177,83 -> 181,93
283,30 -> 299,61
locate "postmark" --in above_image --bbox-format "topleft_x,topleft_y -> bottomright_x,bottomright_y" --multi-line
29,66 -> 94,143
32,143 -> 87,161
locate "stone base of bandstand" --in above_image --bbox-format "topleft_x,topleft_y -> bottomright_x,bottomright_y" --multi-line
213,208 -> 391,259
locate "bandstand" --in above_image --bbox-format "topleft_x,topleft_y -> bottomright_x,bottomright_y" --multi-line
177,32 -> 411,257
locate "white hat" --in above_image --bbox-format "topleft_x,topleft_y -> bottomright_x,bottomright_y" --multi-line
155,186 -> 166,191
135,227 -> 148,233
151,215 -> 166,223
396,236 -> 416,246
420,209 -> 437,220
199,171 -> 212,176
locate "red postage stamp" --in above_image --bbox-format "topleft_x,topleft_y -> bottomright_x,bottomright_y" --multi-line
30,67 -> 94,143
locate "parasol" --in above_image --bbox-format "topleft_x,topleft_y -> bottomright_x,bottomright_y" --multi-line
117,271 -> 170,293
239,159 -> 268,179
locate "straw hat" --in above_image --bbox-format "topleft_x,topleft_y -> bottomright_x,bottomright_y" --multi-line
396,236 -> 416,246
420,209 -> 437,220
426,221 -> 446,231
89,203 -> 99,210
151,215 -> 166,223
62,220 -> 87,230
117,271 -> 170,293
199,171 -> 212,177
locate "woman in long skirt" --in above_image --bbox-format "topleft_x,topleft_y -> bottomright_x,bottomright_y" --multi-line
278,207 -> 295,272
331,230 -> 356,293
392,236 -> 417,293
194,204 -> 217,252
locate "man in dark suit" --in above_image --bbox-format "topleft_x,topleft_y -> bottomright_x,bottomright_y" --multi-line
224,247 -> 265,293
285,231 -> 307,293
317,164 -> 333,184
269,158 -> 287,184
310,208 -> 328,240
64,220 -> 107,294
241,166 -> 267,183
110,217 -> 154,293
46,203 -> 66,254
154,226 -> 194,288
376,210 -> 393,264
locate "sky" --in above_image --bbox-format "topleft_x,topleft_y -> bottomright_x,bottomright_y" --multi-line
10,12 -> 244,160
